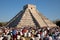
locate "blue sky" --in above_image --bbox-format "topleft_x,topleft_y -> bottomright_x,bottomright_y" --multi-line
0,0 -> 60,22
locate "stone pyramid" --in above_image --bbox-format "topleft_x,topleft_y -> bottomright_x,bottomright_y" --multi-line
6,4 -> 57,28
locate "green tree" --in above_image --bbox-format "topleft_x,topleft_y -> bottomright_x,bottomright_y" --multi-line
0,23 -> 2,27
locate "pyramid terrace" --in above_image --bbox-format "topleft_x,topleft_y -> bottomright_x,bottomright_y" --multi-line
6,4 -> 57,28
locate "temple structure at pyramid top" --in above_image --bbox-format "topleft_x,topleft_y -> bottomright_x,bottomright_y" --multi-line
6,4 -> 57,28
23,4 -> 36,10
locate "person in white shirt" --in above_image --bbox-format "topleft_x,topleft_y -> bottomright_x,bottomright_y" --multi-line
17,35 -> 20,40
20,31 -> 23,36
49,36 -> 53,40
57,35 -> 60,40
37,33 -> 41,39
7,35 -> 11,40
24,32 -> 27,37
21,37 -> 25,40
28,32 -> 31,37
17,31 -> 21,40
0,35 -> 3,40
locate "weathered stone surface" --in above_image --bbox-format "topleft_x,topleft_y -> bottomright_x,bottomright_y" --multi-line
6,4 -> 57,28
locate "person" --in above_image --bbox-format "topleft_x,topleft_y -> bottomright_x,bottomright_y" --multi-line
22,28 -> 28,37
48,36 -> 53,40
30,38 -> 33,40
30,36 -> 35,40
21,37 -> 25,40
20,31 -> 23,36
3,32 -> 8,40
12,29 -> 17,40
41,31 -> 45,40
17,31 -> 20,40
43,36 -> 49,40
31,29 -> 35,35
57,34 -> 60,40
35,37 -> 40,40
7,31 -> 11,40
27,31 -> 31,37
0,35 -> 3,40
57,36 -> 60,40
2,36 -> 7,40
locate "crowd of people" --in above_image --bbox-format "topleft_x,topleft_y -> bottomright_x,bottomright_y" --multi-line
0,26 -> 60,40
